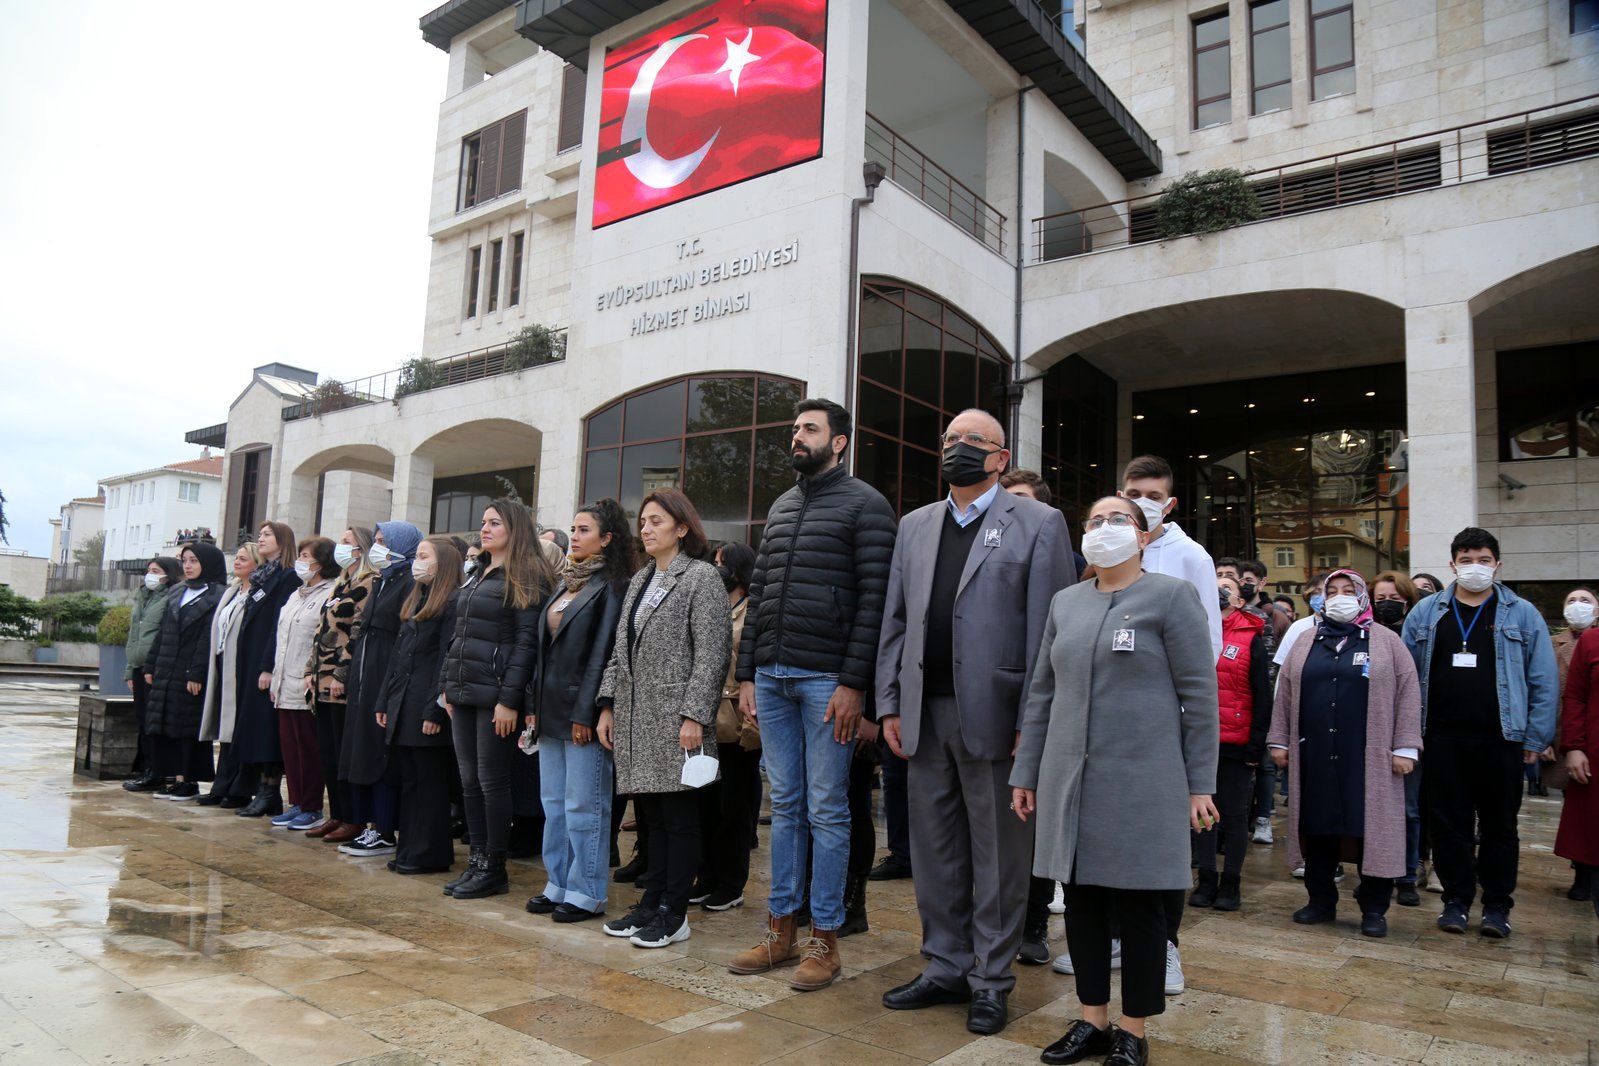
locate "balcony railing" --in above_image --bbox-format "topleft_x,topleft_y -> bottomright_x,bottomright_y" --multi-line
1032,95 -> 1599,263
866,112 -> 1007,256
282,328 -> 567,422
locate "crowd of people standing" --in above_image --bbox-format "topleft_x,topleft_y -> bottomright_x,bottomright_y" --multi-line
118,397 -> 1596,1066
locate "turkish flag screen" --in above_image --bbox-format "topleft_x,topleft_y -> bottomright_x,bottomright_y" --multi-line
593,0 -> 828,228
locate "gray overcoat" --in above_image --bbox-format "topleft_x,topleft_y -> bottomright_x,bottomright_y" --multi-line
1011,572 -> 1220,890
599,553 -> 732,795
199,583 -> 250,743
1266,622 -> 1422,879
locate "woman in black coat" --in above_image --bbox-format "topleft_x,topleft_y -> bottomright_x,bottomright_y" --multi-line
144,542 -> 226,801
232,520 -> 302,818
338,520 -> 422,857
379,535 -> 462,874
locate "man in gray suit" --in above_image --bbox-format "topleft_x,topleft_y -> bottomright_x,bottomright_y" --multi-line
876,409 -> 1075,1035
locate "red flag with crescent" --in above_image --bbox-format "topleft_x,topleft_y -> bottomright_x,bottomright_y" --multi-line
592,0 -> 828,228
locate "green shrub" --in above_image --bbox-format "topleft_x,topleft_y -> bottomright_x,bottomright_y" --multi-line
1156,168 -> 1263,239
98,605 -> 132,645
0,586 -> 39,639
504,325 -> 567,371
395,356 -> 446,398
37,592 -> 109,643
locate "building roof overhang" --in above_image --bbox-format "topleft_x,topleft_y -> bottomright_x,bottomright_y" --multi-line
420,0 -> 518,49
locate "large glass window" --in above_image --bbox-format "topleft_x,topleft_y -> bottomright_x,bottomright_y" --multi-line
1040,355 -> 1117,526
582,374 -> 804,545
1311,0 -> 1355,100
432,466 -> 536,534
1250,0 -> 1291,114
1194,11 -> 1232,128
857,281 -> 1008,516
1497,342 -> 1599,460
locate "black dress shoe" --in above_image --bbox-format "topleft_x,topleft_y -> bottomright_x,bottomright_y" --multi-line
1292,904 -> 1337,925
966,989 -> 1007,1035
1360,912 -> 1388,938
1104,1027 -> 1149,1066
525,894 -> 559,914
552,902 -> 603,923
1041,1019 -> 1115,1065
387,861 -> 451,875
882,974 -> 969,1011
218,795 -> 249,809
1395,883 -> 1421,907
193,792 -> 224,807
122,771 -> 157,792
868,854 -> 912,881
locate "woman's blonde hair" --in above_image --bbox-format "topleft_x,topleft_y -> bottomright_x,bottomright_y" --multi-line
229,542 -> 263,588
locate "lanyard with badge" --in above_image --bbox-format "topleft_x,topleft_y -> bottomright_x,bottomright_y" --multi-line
1451,596 -> 1487,668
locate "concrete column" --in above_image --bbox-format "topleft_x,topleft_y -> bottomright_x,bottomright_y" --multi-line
391,453 -> 436,530
1404,302 -> 1478,575
276,471 -> 319,548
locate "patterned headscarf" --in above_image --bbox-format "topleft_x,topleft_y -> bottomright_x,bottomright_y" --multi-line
1323,568 -> 1374,632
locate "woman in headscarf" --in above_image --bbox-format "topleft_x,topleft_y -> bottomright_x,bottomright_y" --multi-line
1268,569 -> 1422,938
305,527 -> 378,841
231,521 -> 302,818
143,542 -> 227,801
337,520 -> 421,857
198,542 -> 263,808
122,555 -> 182,792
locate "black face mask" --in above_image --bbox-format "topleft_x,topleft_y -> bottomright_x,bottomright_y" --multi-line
1240,581 -> 1258,601
941,442 -> 992,488
716,564 -> 739,593
1373,600 -> 1407,628
1218,588 -> 1234,611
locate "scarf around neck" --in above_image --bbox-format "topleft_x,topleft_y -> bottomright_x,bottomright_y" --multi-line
564,554 -> 606,594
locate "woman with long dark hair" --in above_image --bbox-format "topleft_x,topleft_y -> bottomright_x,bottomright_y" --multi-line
267,537 -> 338,831
197,542 -> 261,808
306,527 -> 378,842
144,542 -> 228,801
380,535 -> 464,874
526,498 -> 637,922
122,555 -> 182,792
442,499 -> 553,899
231,521 -> 301,818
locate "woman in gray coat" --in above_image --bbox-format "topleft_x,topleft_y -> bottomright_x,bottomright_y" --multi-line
1012,495 -> 1218,1066
597,489 -> 731,951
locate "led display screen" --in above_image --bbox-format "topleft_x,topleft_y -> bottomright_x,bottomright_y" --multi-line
593,0 -> 828,227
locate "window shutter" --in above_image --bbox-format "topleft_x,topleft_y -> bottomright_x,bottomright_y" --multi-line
558,65 -> 586,152
499,111 -> 526,194
478,124 -> 503,203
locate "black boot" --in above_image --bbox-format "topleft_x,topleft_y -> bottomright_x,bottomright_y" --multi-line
123,768 -> 158,792
236,782 -> 282,818
443,847 -> 485,896
452,850 -> 509,899
1214,872 -> 1242,912
614,845 -> 646,884
1189,868 -> 1217,908
1569,864 -> 1593,902
837,876 -> 869,937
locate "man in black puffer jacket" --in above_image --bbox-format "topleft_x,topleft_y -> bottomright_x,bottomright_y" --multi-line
727,398 -> 897,991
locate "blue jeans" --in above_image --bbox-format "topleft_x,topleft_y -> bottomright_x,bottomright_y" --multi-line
1399,762 -> 1422,886
538,735 -> 614,912
1252,759 -> 1276,821
757,664 -> 855,930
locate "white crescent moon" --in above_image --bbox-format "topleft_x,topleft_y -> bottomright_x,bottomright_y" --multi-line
621,33 -> 720,190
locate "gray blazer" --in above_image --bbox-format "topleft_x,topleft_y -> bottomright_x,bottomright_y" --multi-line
1011,573 -> 1220,890
876,491 -> 1075,760
599,553 -> 732,795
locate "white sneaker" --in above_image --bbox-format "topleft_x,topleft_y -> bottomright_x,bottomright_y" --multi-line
1426,866 -> 1444,893
337,829 -> 378,856
1164,942 -> 1184,996
1292,865 -> 1306,879
1250,817 -> 1273,844
1334,865 -> 1346,883
1051,937 -> 1120,975
1048,883 -> 1066,915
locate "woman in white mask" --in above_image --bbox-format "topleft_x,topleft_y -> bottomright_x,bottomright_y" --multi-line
1011,495 -> 1218,1066
267,536 -> 339,831
1268,569 -> 1422,939
1554,586 -> 1597,900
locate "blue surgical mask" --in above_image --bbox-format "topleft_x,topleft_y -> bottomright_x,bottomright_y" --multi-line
1309,593 -> 1325,615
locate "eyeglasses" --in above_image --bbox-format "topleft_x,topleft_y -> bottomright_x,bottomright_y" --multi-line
940,431 -> 1002,449
1084,513 -> 1141,531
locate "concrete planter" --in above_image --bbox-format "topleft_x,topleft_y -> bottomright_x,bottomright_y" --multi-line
98,645 -> 128,694
32,645 -> 59,664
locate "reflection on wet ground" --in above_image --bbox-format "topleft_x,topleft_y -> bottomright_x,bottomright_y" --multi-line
1,683 -> 1595,1064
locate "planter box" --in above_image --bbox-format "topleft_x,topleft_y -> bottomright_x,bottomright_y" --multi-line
75,694 -> 139,780
33,646 -> 59,664
98,644 -> 129,694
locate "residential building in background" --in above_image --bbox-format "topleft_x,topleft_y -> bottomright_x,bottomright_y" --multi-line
100,453 -> 224,567
47,496 -> 104,567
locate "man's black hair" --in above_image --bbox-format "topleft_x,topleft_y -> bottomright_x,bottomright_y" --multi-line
1449,526 -> 1500,561
795,398 -> 852,449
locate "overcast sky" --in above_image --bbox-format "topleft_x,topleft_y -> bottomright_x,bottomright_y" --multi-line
0,4 -> 448,558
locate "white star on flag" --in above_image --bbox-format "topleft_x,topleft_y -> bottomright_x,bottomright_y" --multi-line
716,29 -> 761,94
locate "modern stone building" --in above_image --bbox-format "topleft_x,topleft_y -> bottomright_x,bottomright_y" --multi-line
188,0 -> 1599,616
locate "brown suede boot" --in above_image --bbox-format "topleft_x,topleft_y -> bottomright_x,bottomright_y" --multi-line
727,913 -> 800,974
789,928 -> 840,991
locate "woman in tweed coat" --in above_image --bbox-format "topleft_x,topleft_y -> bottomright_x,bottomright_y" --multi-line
597,490 -> 731,950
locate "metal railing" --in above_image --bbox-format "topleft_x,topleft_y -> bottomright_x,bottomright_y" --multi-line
46,565 -> 140,596
282,328 -> 567,422
1033,95 -> 1599,263
866,112 -> 1007,256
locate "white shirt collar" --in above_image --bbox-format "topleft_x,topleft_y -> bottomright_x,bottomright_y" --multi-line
945,482 -> 1001,528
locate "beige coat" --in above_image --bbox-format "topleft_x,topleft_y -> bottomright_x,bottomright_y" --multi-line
271,580 -> 334,710
199,583 -> 250,742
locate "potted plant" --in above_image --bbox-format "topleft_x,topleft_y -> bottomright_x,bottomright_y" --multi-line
394,356 -> 446,398
504,325 -> 567,371
32,637 -> 57,664
97,605 -> 132,694
1155,167 -> 1264,239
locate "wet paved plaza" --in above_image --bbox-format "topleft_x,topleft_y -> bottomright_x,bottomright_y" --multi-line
1,682 -> 1596,1065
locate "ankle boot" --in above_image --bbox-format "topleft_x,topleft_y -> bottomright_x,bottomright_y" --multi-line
1188,868 -> 1217,908
452,850 -> 508,899
443,847 -> 485,896
614,845 -> 646,884
728,913 -> 800,974
237,782 -> 282,818
837,876 -> 869,937
790,928 -> 840,991
1214,872 -> 1242,912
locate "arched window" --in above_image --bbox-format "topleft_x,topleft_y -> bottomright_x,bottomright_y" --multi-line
856,280 -> 1009,515
582,373 -> 804,545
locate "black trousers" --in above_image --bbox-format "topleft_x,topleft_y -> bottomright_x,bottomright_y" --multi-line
154,735 -> 212,780
208,741 -> 257,799
451,705 -> 519,853
848,750 -> 877,880
638,790 -> 700,917
699,744 -> 762,895
396,746 -> 456,868
1064,882 -> 1167,1019
1303,834 -> 1392,915
130,673 -> 150,773
313,700 -> 351,823
1193,759 -> 1256,878
879,737 -> 910,862
1425,733 -> 1524,911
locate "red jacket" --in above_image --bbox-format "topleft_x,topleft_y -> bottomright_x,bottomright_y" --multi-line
1216,609 -> 1270,759
1555,628 -> 1599,866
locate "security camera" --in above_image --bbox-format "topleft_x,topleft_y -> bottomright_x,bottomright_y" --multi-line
1498,473 -> 1526,498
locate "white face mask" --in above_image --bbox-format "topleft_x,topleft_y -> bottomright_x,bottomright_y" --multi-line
1081,523 -> 1142,569
1454,562 -> 1496,593
681,747 -> 719,789
1132,496 -> 1168,533
293,560 -> 313,581
334,543 -> 358,568
464,558 -> 477,574
368,543 -> 393,567
144,573 -> 165,591
411,560 -> 434,582
1323,594 -> 1362,624
1566,601 -> 1597,629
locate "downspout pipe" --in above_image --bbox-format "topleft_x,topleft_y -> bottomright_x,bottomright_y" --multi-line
1010,86 -> 1036,454
844,160 -> 888,469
